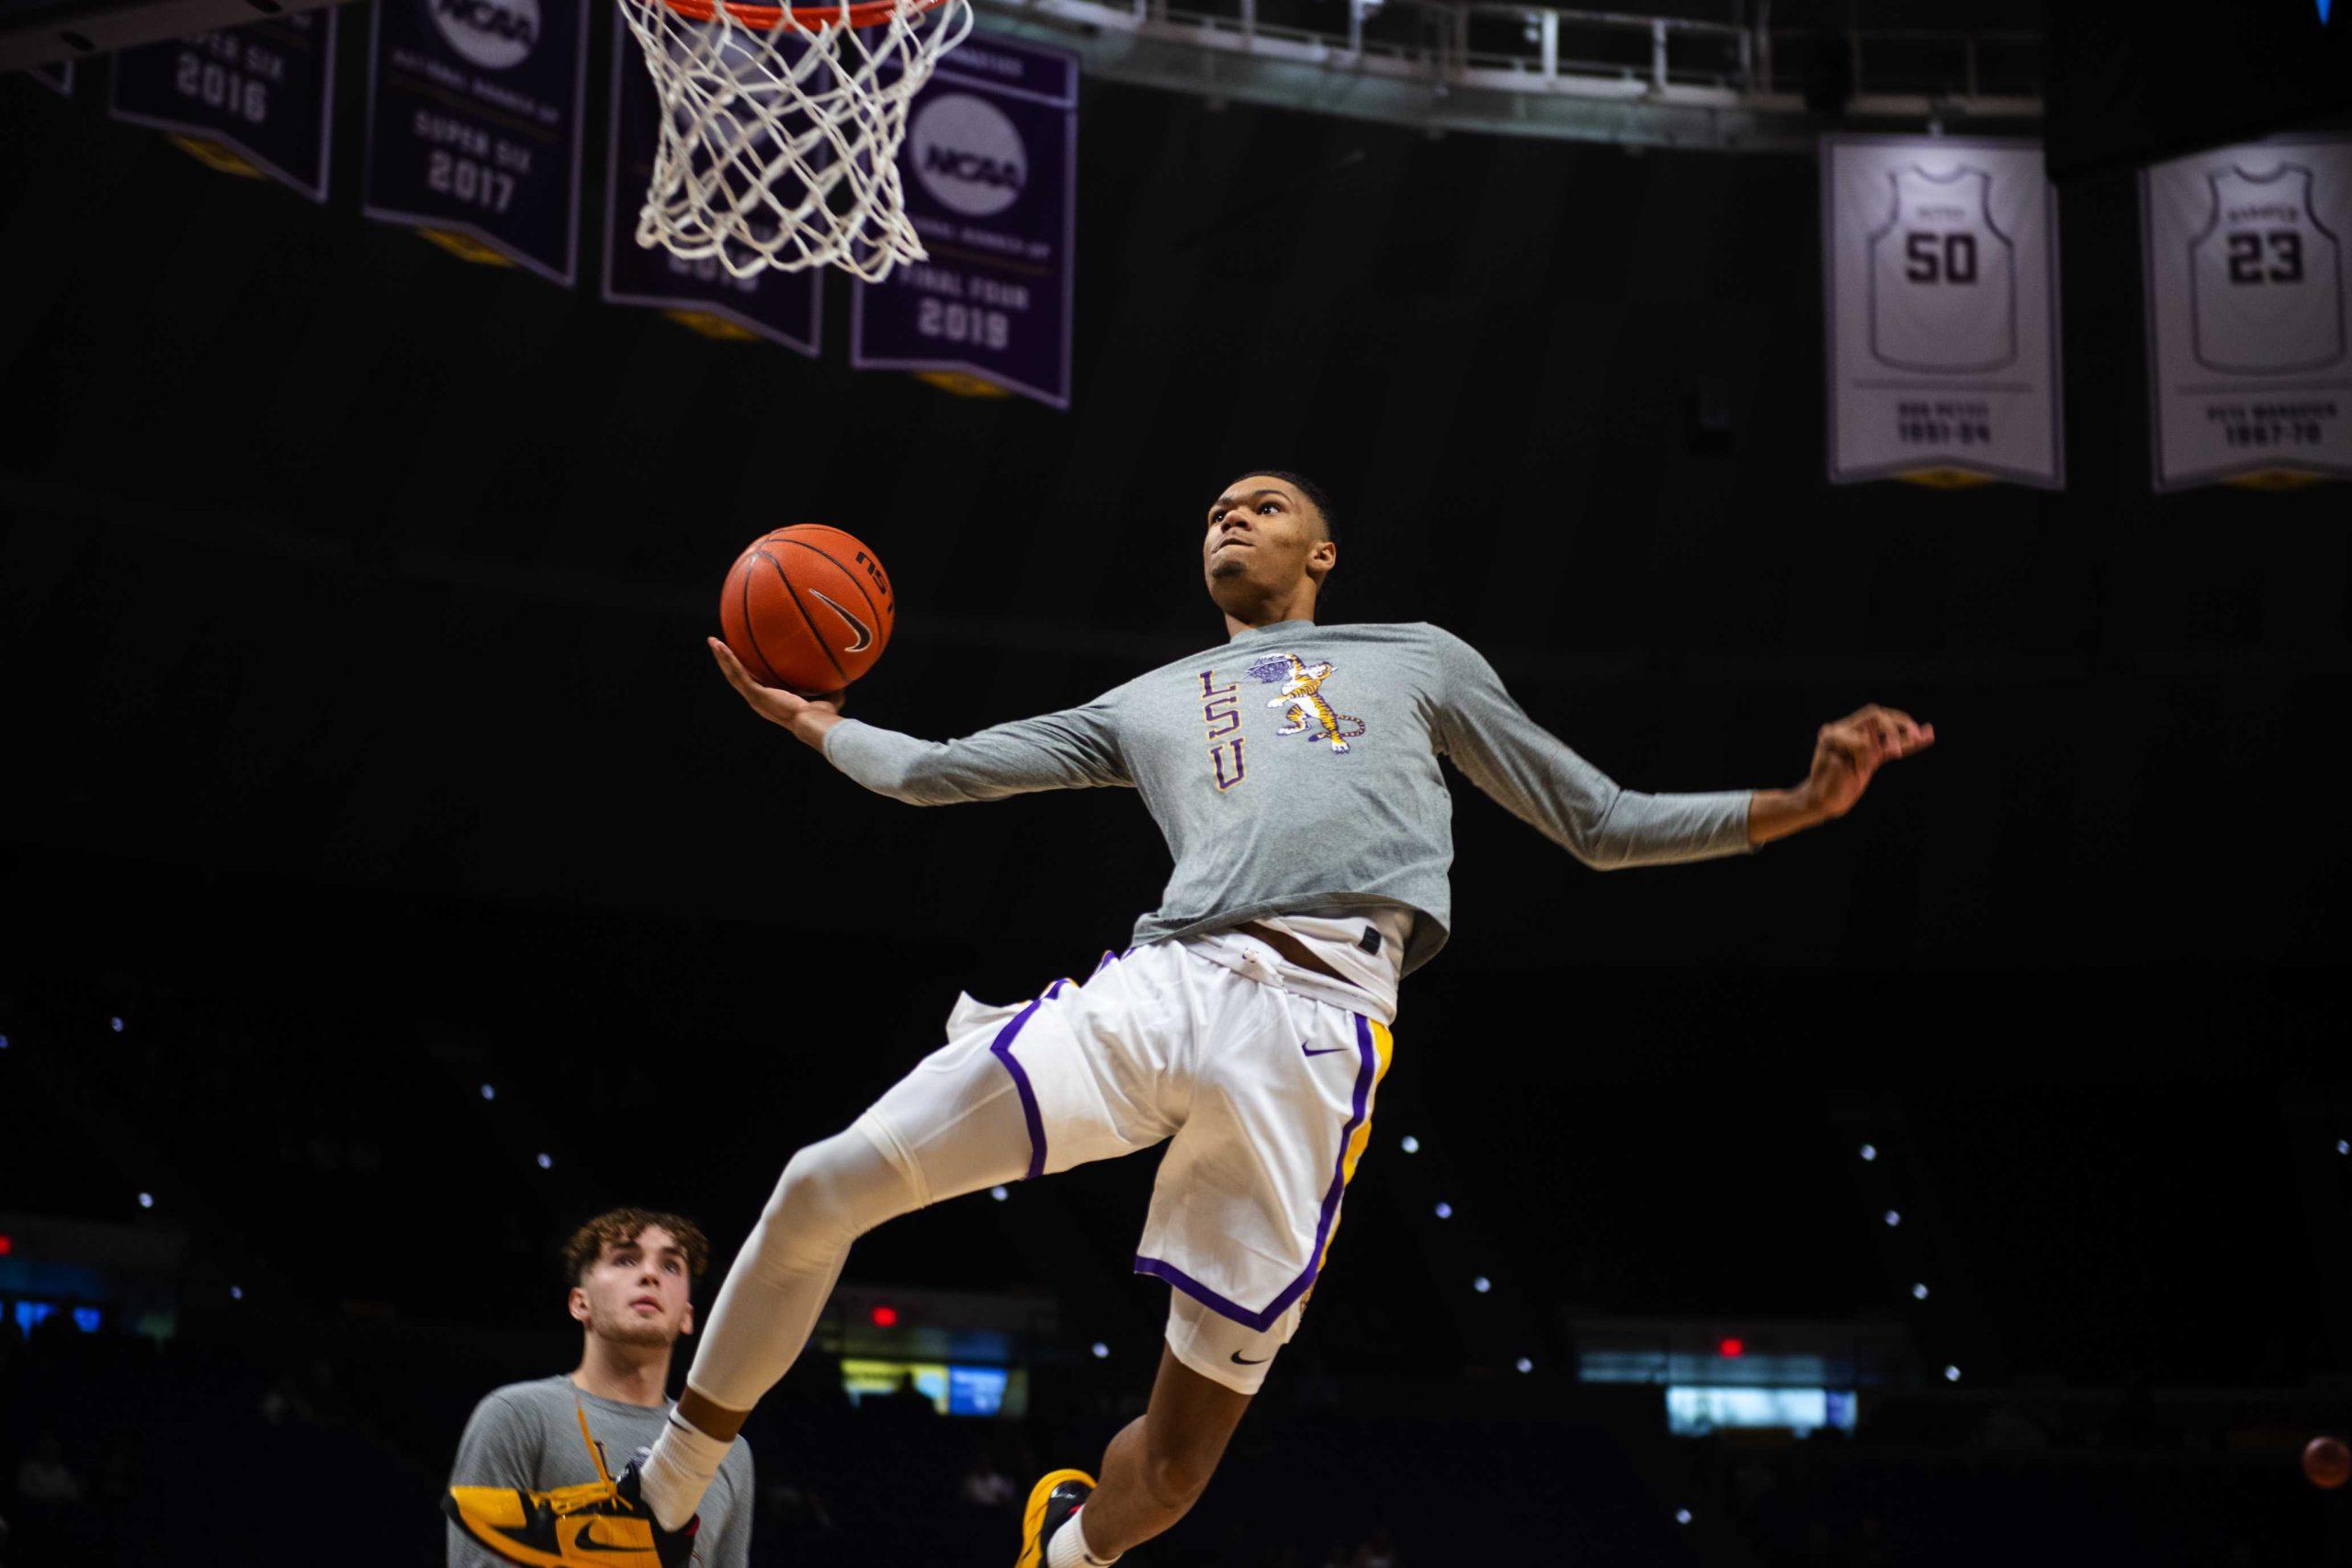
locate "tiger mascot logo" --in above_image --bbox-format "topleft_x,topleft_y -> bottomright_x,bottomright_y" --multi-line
1248,653 -> 1365,755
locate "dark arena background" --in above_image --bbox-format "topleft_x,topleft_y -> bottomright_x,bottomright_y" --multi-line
5,0 -> 2352,1563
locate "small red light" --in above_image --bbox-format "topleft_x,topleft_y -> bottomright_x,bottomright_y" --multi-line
0,1235 -> 11,1257
870,1305 -> 899,1327
1718,1337 -> 1745,1358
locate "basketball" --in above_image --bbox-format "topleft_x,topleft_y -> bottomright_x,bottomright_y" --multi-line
718,525 -> 895,694
2306,1435 -> 2351,1490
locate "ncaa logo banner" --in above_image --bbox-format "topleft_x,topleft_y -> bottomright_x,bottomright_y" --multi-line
851,35 -> 1079,409
2141,134 -> 2352,491
362,0 -> 589,283
110,11 -> 338,203
1821,135 -> 2064,489
602,24 -> 821,357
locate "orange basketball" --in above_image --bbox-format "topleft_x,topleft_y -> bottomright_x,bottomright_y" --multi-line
718,525 -> 895,694
2306,1435 -> 2351,1490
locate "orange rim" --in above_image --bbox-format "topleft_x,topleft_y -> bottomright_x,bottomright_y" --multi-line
654,0 -> 952,30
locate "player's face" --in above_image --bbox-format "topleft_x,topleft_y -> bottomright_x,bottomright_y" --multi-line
568,1225 -> 695,1348
1202,477 -> 1333,609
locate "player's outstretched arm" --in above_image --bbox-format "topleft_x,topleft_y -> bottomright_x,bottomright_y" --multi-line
708,637 -> 844,752
1745,704 -> 1934,846
1430,628 -> 1929,868
708,636 -> 1130,806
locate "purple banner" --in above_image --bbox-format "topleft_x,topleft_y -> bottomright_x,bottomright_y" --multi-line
110,11 -> 337,202
851,35 -> 1077,409
602,23 -> 820,356
363,0 -> 588,284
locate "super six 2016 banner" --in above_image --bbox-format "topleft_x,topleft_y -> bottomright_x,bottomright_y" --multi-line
1821,134 -> 2064,489
2141,133 -> 2352,491
365,0 -> 589,283
110,12 -> 338,202
853,35 -> 1079,409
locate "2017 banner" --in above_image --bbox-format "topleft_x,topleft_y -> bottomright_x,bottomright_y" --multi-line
364,0 -> 589,284
602,23 -> 820,356
2141,134 -> 2352,491
111,11 -> 337,202
1821,134 -> 2064,489
852,34 -> 1078,409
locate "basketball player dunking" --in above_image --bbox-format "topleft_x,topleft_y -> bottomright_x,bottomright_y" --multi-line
447,471 -> 1932,1568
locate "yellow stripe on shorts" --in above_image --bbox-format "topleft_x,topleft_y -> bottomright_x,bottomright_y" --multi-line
1314,1019 -> 1395,1278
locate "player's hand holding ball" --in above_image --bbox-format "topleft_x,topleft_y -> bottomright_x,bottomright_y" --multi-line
712,525 -> 894,750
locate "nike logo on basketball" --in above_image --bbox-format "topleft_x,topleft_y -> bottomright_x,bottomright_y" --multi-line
1230,1351 -> 1270,1365
1301,1042 -> 1351,1058
808,589 -> 873,652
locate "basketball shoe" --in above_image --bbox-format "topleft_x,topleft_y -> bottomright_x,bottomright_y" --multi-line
1015,1468 -> 1098,1568
445,1404 -> 698,1568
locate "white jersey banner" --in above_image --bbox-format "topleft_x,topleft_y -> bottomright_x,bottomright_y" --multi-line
1822,135 -> 2063,489
2141,134 -> 2352,491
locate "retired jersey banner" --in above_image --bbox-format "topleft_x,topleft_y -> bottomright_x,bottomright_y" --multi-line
602,27 -> 820,356
1821,134 -> 2064,489
2141,135 -> 2352,491
851,35 -> 1078,409
111,12 -> 338,202
363,0 -> 588,283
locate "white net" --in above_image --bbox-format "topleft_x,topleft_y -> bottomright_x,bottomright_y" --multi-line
616,0 -> 977,282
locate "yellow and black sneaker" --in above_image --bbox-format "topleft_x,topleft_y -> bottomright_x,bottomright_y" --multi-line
444,1403 -> 698,1568
1014,1468 -> 1098,1568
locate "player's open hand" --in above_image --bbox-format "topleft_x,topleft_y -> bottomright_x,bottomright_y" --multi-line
1801,704 -> 1933,819
707,637 -> 845,749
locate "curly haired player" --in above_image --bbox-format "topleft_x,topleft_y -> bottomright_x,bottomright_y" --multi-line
448,470 -> 1931,1567
446,1209 -> 752,1567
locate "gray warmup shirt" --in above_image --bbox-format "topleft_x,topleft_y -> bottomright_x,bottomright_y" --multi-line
447,1377 -> 753,1568
824,619 -> 1756,976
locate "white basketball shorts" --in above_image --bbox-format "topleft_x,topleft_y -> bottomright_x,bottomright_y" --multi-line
857,937 -> 1395,1394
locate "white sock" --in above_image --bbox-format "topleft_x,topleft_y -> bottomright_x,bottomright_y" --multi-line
1046,1505 -> 1119,1567
639,1412 -> 729,1532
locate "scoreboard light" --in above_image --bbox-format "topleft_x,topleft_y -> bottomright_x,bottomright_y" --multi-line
1668,1385 -> 1855,1438
1718,1337 -> 1746,1359
870,1304 -> 899,1327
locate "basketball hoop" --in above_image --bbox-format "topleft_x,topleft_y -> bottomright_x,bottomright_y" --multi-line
616,0 -> 975,281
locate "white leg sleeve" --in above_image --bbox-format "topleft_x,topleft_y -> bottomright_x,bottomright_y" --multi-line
683,1043 -> 1035,1413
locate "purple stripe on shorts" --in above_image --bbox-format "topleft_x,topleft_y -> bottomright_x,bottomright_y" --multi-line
989,994 -> 1052,1181
1133,1255 -> 1282,1331
1132,1012 -> 1380,1333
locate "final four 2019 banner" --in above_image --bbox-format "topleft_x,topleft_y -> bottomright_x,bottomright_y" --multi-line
111,12 -> 338,202
1821,134 -> 2064,489
2140,134 -> 2352,491
852,35 -> 1079,409
364,0 -> 589,283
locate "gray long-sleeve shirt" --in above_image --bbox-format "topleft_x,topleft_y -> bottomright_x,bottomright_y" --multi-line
447,1377 -> 753,1568
824,619 -> 1756,976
